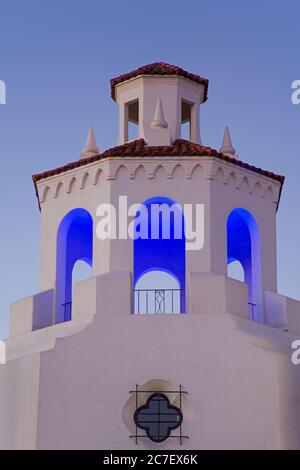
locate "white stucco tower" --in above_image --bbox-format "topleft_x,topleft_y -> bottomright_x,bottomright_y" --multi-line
1,62 -> 300,450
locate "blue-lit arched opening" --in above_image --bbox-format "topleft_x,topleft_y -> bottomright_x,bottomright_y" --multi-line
134,197 -> 185,314
56,208 -> 93,323
227,260 -> 245,283
227,208 -> 262,322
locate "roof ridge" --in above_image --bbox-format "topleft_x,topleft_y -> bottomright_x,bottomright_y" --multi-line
110,62 -> 209,101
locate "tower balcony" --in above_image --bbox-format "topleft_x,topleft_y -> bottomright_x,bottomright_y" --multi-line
3,270 -> 300,369
7,272 -> 298,333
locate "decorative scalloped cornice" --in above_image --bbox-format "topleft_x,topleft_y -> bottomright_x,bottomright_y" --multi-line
36,157 -> 281,208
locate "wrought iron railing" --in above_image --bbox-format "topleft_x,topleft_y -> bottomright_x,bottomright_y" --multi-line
61,301 -> 72,321
134,289 -> 182,314
248,301 -> 257,321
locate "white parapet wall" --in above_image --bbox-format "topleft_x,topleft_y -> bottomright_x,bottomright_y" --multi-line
265,290 -> 300,335
10,289 -> 54,337
72,272 -> 132,319
189,271 -> 248,318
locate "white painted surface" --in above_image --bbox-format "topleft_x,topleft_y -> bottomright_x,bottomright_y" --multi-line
35,312 -> 299,450
0,67 -> 298,450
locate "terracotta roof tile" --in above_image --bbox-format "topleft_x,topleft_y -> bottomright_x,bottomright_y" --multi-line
110,62 -> 209,102
32,139 -> 285,211
32,139 -> 284,183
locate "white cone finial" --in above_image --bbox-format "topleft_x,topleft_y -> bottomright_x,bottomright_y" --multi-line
81,125 -> 99,159
219,126 -> 237,158
151,98 -> 168,129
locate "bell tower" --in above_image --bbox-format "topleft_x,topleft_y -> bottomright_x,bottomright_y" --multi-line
30,62 -> 284,325
2,62 -> 300,451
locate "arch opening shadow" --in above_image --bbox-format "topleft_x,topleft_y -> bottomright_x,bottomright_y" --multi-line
56,208 -> 93,323
134,197 -> 186,314
227,208 -> 262,322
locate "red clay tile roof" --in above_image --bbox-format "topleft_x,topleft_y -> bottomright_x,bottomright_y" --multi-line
32,138 -> 285,210
32,138 -> 284,185
110,62 -> 209,102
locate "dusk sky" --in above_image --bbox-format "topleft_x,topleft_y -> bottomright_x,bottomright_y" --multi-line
0,0 -> 300,337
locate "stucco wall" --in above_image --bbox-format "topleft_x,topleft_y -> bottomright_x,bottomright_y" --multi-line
36,155 -> 280,313
0,354 -> 40,449
36,312 -> 299,450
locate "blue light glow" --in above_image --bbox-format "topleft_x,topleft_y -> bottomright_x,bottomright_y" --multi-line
55,208 -> 93,322
227,208 -> 262,322
134,197 -> 186,313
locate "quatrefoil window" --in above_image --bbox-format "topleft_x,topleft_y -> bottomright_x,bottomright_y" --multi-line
134,392 -> 183,442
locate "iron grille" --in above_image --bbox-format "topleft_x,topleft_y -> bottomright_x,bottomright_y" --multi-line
61,301 -> 72,321
129,384 -> 188,445
134,289 -> 182,314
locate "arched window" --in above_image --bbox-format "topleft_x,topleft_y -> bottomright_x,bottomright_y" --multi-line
227,208 -> 262,322
56,208 -> 93,323
134,197 -> 185,314
72,259 -> 93,295
134,270 -> 181,314
227,259 -> 245,283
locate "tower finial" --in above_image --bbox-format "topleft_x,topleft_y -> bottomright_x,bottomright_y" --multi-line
80,125 -> 99,159
151,98 -> 168,129
219,126 -> 237,159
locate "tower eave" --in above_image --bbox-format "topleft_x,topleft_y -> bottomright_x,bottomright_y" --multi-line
32,138 -> 285,211
110,62 -> 209,102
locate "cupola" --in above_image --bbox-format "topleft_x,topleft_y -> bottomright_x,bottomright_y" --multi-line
110,62 -> 209,146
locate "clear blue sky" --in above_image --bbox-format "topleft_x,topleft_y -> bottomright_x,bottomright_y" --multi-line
0,0 -> 299,337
